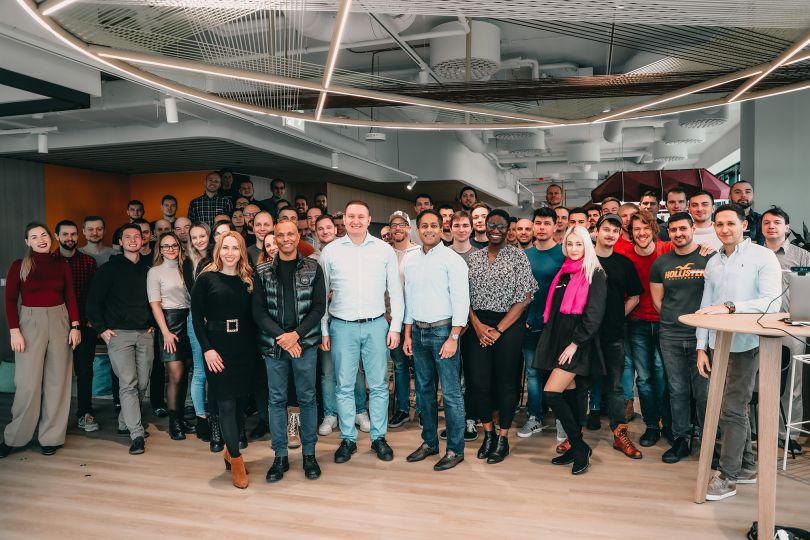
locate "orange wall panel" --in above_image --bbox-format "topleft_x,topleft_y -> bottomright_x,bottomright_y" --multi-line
129,171 -> 208,222
44,164 -> 130,244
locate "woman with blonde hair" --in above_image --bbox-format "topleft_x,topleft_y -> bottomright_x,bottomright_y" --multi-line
148,231 -> 194,440
1,222 -> 81,458
535,225 -> 606,475
191,231 -> 255,488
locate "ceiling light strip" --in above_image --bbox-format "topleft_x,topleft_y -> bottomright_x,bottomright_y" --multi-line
90,46 -> 560,124
726,28 -> 810,103
733,79 -> 810,103
315,0 -> 353,120
38,0 -> 79,16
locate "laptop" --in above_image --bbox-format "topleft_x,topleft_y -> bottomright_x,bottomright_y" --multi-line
788,272 -> 810,323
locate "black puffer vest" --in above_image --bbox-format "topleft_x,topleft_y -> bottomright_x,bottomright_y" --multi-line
255,255 -> 321,351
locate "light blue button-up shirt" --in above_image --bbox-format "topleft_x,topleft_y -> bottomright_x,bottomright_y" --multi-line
319,232 -> 404,335
697,239 -> 782,352
403,242 -> 470,327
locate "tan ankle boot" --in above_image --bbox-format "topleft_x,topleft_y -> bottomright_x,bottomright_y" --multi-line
229,454 -> 249,489
224,449 -> 249,474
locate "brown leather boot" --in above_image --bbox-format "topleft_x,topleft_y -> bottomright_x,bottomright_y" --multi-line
555,439 -> 571,454
229,454 -> 249,489
613,424 -> 643,459
624,400 -> 636,422
224,449 -> 249,474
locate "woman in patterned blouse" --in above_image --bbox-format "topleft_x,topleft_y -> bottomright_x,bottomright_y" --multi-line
463,209 -> 538,464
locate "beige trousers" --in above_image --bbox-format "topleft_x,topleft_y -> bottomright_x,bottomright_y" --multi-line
3,305 -> 72,447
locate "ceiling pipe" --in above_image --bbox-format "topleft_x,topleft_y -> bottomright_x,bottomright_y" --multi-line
500,57 -> 578,80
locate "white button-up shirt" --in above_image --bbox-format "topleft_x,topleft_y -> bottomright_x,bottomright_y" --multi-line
403,242 -> 470,327
697,238 -> 782,352
319,232 -> 404,335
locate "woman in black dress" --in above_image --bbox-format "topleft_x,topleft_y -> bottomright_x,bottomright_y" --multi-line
191,231 -> 255,489
535,225 -> 606,475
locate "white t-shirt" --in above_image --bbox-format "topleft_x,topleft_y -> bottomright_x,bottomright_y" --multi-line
693,224 -> 723,251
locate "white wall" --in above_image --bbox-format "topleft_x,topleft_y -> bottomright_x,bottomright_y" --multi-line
740,89 -> 810,230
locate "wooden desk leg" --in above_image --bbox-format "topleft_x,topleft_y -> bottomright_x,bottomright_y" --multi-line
694,330 -> 732,504
757,336 -> 781,538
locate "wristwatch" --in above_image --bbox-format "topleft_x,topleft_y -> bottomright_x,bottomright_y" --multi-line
450,333 -> 460,341
71,324 -> 81,331
723,301 -> 736,314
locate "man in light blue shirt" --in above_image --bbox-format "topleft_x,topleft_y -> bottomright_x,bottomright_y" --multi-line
402,209 -> 469,471
319,200 -> 403,464
695,204 -> 782,502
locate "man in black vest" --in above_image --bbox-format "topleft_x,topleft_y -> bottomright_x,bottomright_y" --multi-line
253,220 -> 326,483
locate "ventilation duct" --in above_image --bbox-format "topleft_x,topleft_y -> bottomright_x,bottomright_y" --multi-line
494,129 -> 536,141
430,21 -> 500,81
297,12 -> 416,43
652,141 -> 687,162
664,121 -> 706,144
567,141 -> 600,170
678,107 -> 729,128
500,131 -> 546,157
603,124 -> 664,144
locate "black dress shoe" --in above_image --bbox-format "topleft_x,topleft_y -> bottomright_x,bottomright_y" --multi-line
662,437 -> 691,464
406,443 -> 439,463
434,451 -> 464,471
388,410 -> 410,428
250,420 -> 269,440
639,427 -> 661,447
209,415 -> 224,453
552,448 -> 575,465
334,440 -> 357,463
303,455 -> 321,480
572,443 -> 592,475
371,437 -> 394,462
586,411 -> 601,431
169,411 -> 186,441
129,436 -> 145,455
195,417 -> 211,442
0,442 -> 13,458
265,456 -> 290,483
476,430 -> 496,459
486,435 -> 509,464
40,445 -> 59,456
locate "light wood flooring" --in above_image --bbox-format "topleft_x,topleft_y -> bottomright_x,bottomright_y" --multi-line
0,395 -> 808,540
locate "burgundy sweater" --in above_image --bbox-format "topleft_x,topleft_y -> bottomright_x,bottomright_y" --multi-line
5,251 -> 80,329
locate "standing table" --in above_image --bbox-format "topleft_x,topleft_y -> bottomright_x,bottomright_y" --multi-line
679,313 -> 810,537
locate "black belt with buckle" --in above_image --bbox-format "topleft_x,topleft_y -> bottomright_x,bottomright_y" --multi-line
413,318 -> 452,329
206,319 -> 240,333
331,314 -> 384,324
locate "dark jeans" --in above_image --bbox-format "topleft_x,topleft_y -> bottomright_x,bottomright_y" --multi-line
716,347 -> 758,479
522,329 -> 543,419
73,327 -> 97,418
392,341 -> 421,414
265,346 -> 318,456
600,337 -> 628,430
627,320 -> 668,429
462,311 -> 526,430
412,324 -> 465,455
659,335 -> 708,439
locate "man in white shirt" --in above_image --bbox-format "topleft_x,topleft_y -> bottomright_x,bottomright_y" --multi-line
689,191 -> 722,250
319,200 -> 404,464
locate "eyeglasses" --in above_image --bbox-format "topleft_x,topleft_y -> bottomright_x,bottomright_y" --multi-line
419,223 -> 441,230
486,223 -> 508,232
390,223 -> 409,229
160,243 -> 180,250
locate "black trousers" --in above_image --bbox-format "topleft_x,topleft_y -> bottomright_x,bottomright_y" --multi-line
462,310 -> 526,430
601,337 -> 628,430
73,327 -> 97,417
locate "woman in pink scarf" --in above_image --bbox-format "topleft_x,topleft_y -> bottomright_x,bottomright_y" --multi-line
534,225 -> 606,475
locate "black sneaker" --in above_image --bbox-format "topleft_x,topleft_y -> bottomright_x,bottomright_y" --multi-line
0,443 -> 13,459
662,437 -> 691,464
129,436 -> 145,455
371,437 -> 394,461
639,427 -> 661,447
439,428 -> 448,440
388,410 -> 410,428
303,455 -> 321,480
40,445 -> 59,456
334,440 -> 357,463
265,456 -> 289,483
779,438 -> 803,453
464,420 -> 479,442
586,411 -> 601,431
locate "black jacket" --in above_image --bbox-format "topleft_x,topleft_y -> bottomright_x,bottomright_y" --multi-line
252,255 -> 326,353
86,254 -> 153,333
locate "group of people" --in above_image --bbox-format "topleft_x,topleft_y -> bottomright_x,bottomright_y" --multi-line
2,172 -> 805,499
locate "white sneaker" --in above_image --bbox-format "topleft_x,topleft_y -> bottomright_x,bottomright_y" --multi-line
517,416 -> 543,438
78,413 -> 100,432
318,415 -> 338,436
355,412 -> 371,433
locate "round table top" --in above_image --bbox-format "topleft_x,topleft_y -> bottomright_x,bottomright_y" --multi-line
678,312 -> 810,337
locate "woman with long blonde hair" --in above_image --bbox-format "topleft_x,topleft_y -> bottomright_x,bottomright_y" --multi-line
191,232 -> 255,488
534,225 -> 606,475
1,222 -> 81,458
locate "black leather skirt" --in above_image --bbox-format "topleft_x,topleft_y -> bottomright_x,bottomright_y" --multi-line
158,308 -> 191,362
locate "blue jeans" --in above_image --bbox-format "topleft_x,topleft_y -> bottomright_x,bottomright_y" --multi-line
627,320 -> 667,429
320,348 -> 367,417
187,313 -> 206,418
392,342 -> 421,415
265,346 -> 318,456
330,316 -> 389,442
412,324 -> 465,455
622,328 -> 635,401
522,329 -> 543,419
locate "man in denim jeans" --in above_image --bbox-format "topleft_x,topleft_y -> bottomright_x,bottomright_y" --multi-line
696,204 -> 782,501
402,209 -> 470,471
650,212 -> 710,464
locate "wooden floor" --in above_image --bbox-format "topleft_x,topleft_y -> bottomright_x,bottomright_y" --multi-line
1,394 -> 808,540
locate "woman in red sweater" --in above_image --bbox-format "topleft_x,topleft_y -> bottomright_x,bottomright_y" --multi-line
1,222 -> 81,458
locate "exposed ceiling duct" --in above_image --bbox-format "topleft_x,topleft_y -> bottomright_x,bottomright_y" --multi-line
678,107 -> 730,128
430,21 -> 501,81
567,141 -> 600,170
297,12 -> 416,43
499,131 -> 546,157
652,141 -> 688,162
663,120 -> 706,144
603,125 -> 664,145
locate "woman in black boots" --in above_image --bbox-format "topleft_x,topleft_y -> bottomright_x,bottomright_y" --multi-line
464,209 -> 537,464
535,226 -> 606,475
147,232 -> 195,440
